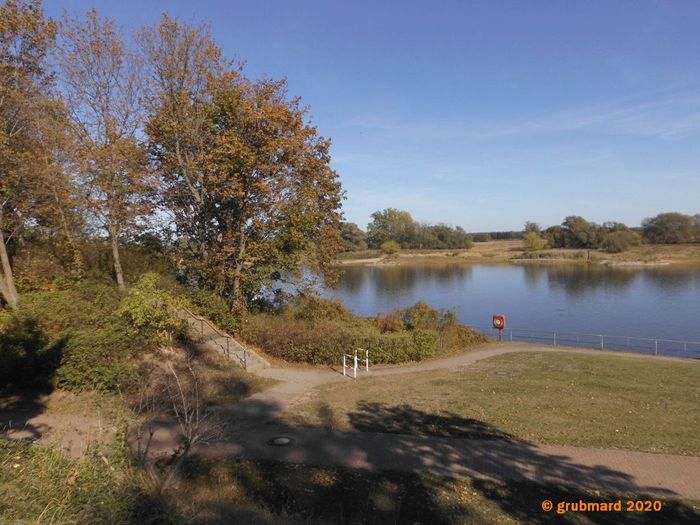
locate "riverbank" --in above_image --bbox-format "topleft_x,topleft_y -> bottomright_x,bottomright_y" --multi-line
336,240 -> 700,266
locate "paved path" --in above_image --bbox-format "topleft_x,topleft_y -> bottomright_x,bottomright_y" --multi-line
144,343 -> 700,499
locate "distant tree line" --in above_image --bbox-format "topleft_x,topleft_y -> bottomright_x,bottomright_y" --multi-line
523,212 -> 700,253
340,208 -> 473,252
341,211 -> 700,255
471,231 -> 522,242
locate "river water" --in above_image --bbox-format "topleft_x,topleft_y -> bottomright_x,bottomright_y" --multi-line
325,262 -> 700,355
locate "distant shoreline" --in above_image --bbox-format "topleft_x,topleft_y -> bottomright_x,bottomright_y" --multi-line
335,240 -> 700,267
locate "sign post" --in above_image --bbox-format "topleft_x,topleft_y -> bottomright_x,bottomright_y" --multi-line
492,314 -> 506,341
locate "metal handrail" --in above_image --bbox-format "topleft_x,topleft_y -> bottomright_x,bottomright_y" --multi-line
474,325 -> 700,359
181,307 -> 249,370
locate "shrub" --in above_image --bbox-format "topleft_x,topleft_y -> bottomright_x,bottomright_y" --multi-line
380,240 -> 401,255
243,316 -> 435,364
441,324 -> 488,351
0,314 -> 63,389
55,318 -> 145,392
118,273 -> 185,346
241,300 -> 487,365
285,295 -> 354,323
0,278 -> 166,393
472,233 -> 491,242
522,231 -> 547,252
601,230 -> 642,253
186,288 -> 241,334
400,301 -> 440,330
377,302 -> 456,332
376,312 -> 404,333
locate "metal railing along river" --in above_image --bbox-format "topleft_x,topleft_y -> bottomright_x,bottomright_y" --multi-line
474,326 -> 700,359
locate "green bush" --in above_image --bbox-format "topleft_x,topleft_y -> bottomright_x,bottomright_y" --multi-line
0,278 -> 163,393
242,315 -> 436,364
186,288 -> 241,334
400,301 -> 440,330
285,295 -> 354,323
241,299 -> 486,365
522,231 -> 548,252
0,314 -> 63,389
377,302 -> 457,332
118,273 -> 185,346
55,318 -> 144,392
15,279 -> 123,333
601,230 -> 642,253
380,240 -> 401,255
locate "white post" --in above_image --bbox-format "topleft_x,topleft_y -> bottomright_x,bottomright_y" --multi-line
353,351 -> 358,379
553,332 -> 557,346
365,349 -> 369,371
343,354 -> 346,376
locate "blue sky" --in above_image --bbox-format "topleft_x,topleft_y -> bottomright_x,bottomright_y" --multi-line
46,1 -> 700,231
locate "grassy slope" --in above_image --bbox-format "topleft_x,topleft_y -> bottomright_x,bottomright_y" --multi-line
286,351 -> 700,456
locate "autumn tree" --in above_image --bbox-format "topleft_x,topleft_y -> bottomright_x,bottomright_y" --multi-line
140,17 -> 343,308
30,98 -> 86,273
0,0 -> 57,308
137,15 -> 224,267
57,9 -> 154,288
202,74 -> 343,301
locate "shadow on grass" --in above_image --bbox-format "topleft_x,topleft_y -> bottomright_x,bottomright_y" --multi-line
348,401 -> 517,439
0,315 -> 66,441
177,455 -> 481,525
138,399 -> 700,523
473,478 -> 700,525
165,455 -> 700,525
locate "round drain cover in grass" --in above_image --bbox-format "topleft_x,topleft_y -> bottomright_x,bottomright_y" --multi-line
268,436 -> 294,446
492,369 -> 517,377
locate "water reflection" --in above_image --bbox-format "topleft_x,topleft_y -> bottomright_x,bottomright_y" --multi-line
642,265 -> 700,291
335,266 -> 367,293
542,264 -> 640,297
334,264 -> 472,295
328,263 -> 700,341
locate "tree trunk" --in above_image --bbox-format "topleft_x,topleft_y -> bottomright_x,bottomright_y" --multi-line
230,224 -> 248,312
111,230 -> 125,289
0,226 -> 19,308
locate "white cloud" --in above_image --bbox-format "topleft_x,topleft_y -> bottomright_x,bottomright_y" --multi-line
342,89 -> 700,142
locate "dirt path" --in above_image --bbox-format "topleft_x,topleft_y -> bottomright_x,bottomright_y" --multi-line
0,410 -> 114,457
146,343 -> 700,499
231,343 -> 696,416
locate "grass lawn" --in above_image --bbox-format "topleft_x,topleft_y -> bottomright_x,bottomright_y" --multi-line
285,351 -> 700,456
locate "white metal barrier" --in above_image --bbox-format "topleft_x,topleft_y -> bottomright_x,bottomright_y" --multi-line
343,348 -> 369,378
